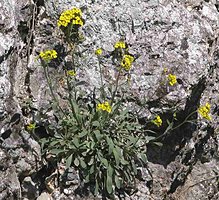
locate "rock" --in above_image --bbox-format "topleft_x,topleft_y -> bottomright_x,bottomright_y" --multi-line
37,192 -> 52,200
0,165 -> 21,199
22,176 -> 38,199
1,0 -> 219,199
170,160 -> 219,200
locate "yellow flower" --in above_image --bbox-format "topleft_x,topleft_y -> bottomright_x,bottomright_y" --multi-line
67,70 -> 76,76
72,16 -> 84,26
168,74 -> 177,86
27,123 -> 36,131
57,7 -> 83,27
152,116 -> 162,127
198,103 -> 211,120
163,68 -> 168,73
97,103 -> 104,110
71,7 -> 82,17
114,41 -> 126,49
39,50 -> 57,62
121,54 -> 134,71
97,101 -> 112,113
95,48 -> 103,55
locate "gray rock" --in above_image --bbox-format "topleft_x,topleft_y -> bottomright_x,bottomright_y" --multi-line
37,192 -> 52,200
170,160 -> 219,200
0,165 -> 21,200
1,0 -> 219,199
22,176 -> 38,199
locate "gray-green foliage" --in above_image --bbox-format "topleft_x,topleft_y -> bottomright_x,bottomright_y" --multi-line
37,7 -> 151,197
41,98 -> 147,195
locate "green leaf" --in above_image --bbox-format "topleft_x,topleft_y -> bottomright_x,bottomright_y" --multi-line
85,141 -> 91,148
94,180 -> 99,196
68,144 -> 77,150
115,175 -> 121,189
106,136 -> 114,154
127,135 -> 138,145
66,154 -> 73,168
120,158 -> 129,165
124,170 -> 131,183
73,138 -> 80,148
49,140 -> 60,146
88,157 -> 94,166
139,153 -> 147,163
106,165 -> 113,194
100,157 -> 108,167
72,100 -> 79,114
89,165 -> 95,174
153,142 -> 163,147
78,130 -> 87,138
120,109 -> 129,117
50,149 -> 65,155
90,141 -> 95,149
54,133 -> 63,139
92,121 -> 100,127
113,148 -> 120,166
80,158 -> 87,169
115,145 -> 122,157
74,157 -> 80,167
131,161 -> 137,175
94,130 -> 102,140
39,138 -> 48,149
85,174 -> 90,183
146,136 -> 156,141
112,100 -> 123,114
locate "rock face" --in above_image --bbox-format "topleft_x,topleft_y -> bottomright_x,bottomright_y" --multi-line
1,0 -> 219,199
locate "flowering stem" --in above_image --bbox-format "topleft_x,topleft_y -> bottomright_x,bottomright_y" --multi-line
66,71 -> 81,127
98,58 -> 105,100
67,22 -> 73,43
43,65 -> 67,118
111,68 -> 121,105
171,110 -> 197,131
65,42 -> 83,127
149,110 -> 197,142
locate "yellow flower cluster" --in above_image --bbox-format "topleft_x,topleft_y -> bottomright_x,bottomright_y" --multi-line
121,54 -> 134,71
57,7 -> 83,27
168,74 -> 177,86
97,101 -> 112,113
152,115 -> 162,127
114,41 -> 126,49
163,67 -> 168,73
27,123 -> 36,131
198,103 -> 211,120
67,70 -> 76,76
95,48 -> 103,55
39,50 -> 57,61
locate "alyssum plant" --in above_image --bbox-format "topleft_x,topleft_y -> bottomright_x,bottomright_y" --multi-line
31,7 -> 213,198
36,7 -> 149,197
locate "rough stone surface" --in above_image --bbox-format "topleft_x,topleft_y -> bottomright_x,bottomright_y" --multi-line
0,149 -> 21,199
1,0 -> 219,199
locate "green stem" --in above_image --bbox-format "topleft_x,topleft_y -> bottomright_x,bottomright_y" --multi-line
171,110 -> 197,131
43,65 -> 67,118
111,68 -> 121,105
149,110 -> 198,142
98,58 -> 105,100
66,70 -> 81,127
67,22 -> 73,43
65,42 -> 83,127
